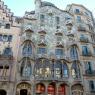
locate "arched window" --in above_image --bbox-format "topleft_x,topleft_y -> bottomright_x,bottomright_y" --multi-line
71,61 -> 80,79
34,59 -> 52,78
3,47 -> 12,56
22,43 -> 32,56
20,58 -> 32,77
62,63 -> 68,77
70,46 -> 78,60
54,61 -> 62,78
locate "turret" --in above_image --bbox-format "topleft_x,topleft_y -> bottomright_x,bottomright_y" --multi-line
35,0 -> 41,13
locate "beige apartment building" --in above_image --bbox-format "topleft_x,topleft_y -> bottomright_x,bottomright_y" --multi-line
0,0 -> 95,95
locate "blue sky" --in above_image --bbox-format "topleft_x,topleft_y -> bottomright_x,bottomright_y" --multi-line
2,0 -> 95,16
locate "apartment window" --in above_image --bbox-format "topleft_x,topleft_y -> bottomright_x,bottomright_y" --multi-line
55,48 -> 63,56
21,60 -> 32,77
85,62 -> 92,73
40,14 -> 45,22
70,46 -> 78,59
57,36 -> 62,42
55,16 -> 60,24
5,23 -> 10,29
38,47 -> 46,54
71,61 -> 80,79
82,46 -> 89,56
0,23 -> 2,28
54,61 -> 62,78
8,35 -> 12,42
0,65 -> 9,77
0,66 -> 3,76
3,35 -> 8,41
3,47 -> 12,56
94,48 -> 95,55
62,63 -> 68,77
22,43 -> 32,56
75,9 -> 80,13
77,16 -> 81,22
89,81 -> 95,91
0,34 -> 2,41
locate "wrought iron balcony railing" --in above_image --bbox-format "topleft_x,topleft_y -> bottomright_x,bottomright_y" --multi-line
80,37 -> 89,43
85,70 -> 95,76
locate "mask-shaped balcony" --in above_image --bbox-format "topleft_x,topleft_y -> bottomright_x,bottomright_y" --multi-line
38,39 -> 47,46
66,19 -> 73,26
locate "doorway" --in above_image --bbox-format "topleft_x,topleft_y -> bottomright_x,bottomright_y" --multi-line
0,90 -> 6,95
20,89 -> 27,95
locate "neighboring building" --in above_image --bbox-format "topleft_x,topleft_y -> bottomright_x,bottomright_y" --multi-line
0,0 -> 95,95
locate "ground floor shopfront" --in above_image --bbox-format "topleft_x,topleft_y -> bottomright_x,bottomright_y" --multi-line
14,81 -> 83,95
0,81 -> 84,95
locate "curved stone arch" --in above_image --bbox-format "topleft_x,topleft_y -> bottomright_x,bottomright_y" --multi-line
16,82 -> 31,95
71,83 -> 84,95
0,89 -> 7,95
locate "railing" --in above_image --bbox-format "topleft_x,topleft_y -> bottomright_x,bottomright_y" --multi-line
38,39 -> 47,45
82,52 -> 92,57
34,76 -> 69,81
85,70 -> 95,76
0,76 -> 10,81
20,76 -> 31,81
36,54 -> 48,59
80,37 -> 89,43
78,26 -> 86,31
0,54 -> 14,60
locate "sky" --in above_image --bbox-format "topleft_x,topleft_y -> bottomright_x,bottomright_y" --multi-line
2,0 -> 95,17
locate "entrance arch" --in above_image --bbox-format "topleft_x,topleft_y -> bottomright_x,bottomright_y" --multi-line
71,84 -> 84,95
16,82 -> 31,95
0,90 -> 6,95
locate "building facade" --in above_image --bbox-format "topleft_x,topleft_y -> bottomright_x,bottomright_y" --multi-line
0,0 -> 95,95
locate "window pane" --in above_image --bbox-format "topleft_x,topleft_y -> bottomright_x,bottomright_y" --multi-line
55,49 -> 63,56
38,48 -> 46,54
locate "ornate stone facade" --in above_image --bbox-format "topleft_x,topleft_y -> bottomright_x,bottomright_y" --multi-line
0,0 -> 95,95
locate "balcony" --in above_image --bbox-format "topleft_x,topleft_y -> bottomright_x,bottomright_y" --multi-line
0,54 -> 14,60
85,70 -> 95,76
0,76 -> 10,81
75,11 -> 83,15
34,76 -> 68,82
80,37 -> 89,43
56,41 -> 64,47
65,19 -> 73,26
78,26 -> 86,31
82,52 -> 92,57
22,54 -> 34,59
38,39 -> 47,46
36,54 -> 48,59
55,55 -> 67,60
66,40 -> 78,46
70,56 -> 79,61
20,76 -> 31,81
